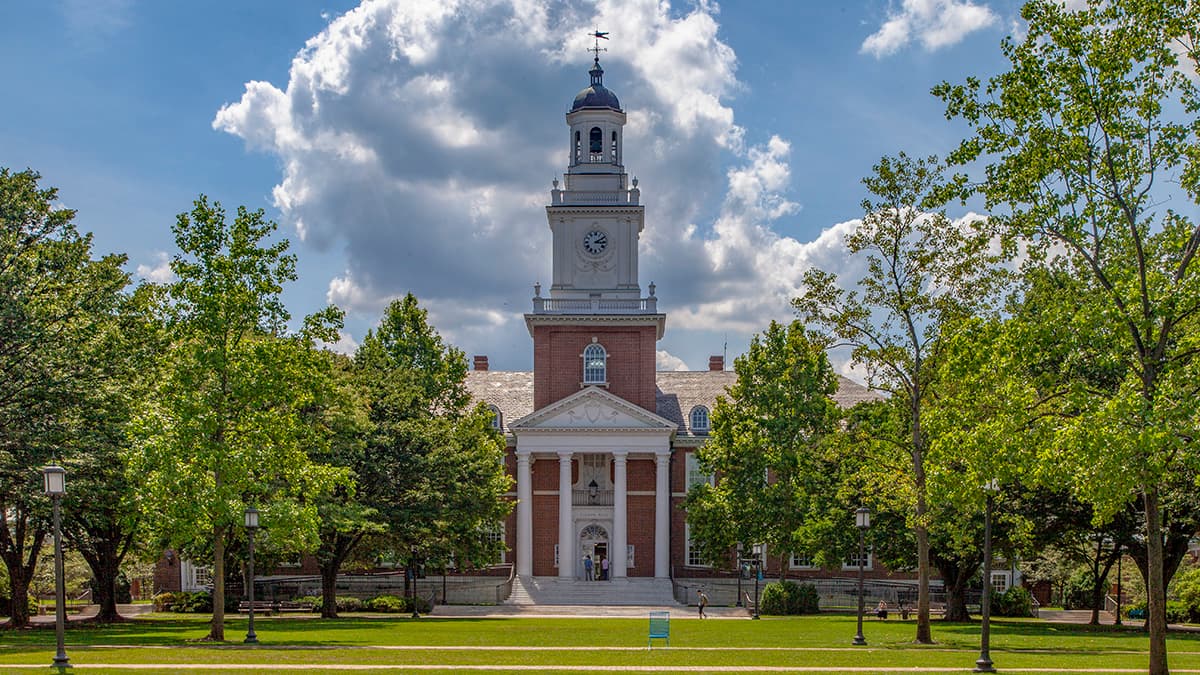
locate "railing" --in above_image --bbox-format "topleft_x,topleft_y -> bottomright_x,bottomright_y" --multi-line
550,189 -> 640,205
573,489 -> 614,506
532,296 -> 657,314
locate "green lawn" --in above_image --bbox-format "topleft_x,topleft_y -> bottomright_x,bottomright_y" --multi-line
1,614 -> 1198,672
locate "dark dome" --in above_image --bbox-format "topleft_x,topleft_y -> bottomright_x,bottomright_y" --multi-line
571,84 -> 621,111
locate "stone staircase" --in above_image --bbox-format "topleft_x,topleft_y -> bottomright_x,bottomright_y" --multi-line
506,576 -> 680,606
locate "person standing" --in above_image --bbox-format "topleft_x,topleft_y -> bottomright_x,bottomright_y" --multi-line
697,589 -> 709,619
600,555 -> 609,581
583,554 -> 594,581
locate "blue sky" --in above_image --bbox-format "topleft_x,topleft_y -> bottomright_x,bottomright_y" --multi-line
2,0 -> 1024,375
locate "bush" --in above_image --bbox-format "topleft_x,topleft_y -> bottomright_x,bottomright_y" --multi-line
308,595 -> 366,613
152,592 -> 178,612
366,595 -> 406,613
992,586 -> 1034,618
1127,600 -> 1191,624
759,581 -> 819,615
1171,566 -> 1200,623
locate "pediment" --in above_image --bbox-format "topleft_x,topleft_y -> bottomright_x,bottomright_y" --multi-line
510,386 -> 677,433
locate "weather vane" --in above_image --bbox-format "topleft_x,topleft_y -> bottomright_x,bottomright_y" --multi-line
588,29 -> 609,61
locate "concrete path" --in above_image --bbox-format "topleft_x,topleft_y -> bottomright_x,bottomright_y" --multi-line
26,603 -> 154,625
429,603 -> 748,619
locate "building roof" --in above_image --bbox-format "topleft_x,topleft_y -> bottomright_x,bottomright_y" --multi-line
465,370 -> 881,437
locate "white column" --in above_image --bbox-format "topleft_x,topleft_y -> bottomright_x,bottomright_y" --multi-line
558,451 -> 574,579
612,450 -> 628,579
516,451 -> 533,577
654,450 -> 671,578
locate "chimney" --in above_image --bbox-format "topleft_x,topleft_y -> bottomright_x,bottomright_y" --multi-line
474,355 -> 489,371
708,355 -> 724,371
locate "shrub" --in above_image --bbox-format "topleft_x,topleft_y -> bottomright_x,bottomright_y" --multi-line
992,586 -> 1034,618
1171,567 -> 1200,623
366,595 -> 406,613
1127,600 -> 1191,624
151,592 -> 178,612
759,581 -> 819,615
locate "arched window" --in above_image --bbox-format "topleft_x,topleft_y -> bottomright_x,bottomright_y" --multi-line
488,405 -> 502,430
589,127 -> 603,159
582,343 -> 607,384
611,131 -> 618,162
574,130 -> 581,163
690,406 -> 710,433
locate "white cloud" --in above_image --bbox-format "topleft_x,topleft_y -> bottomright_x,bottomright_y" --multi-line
59,0 -> 133,47
656,350 -> 689,371
320,330 -> 360,355
861,0 -> 997,58
213,0 -> 894,370
135,251 -> 175,284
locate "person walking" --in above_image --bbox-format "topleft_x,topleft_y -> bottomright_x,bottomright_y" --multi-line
583,554 -> 594,581
697,589 -> 709,619
600,555 -> 609,581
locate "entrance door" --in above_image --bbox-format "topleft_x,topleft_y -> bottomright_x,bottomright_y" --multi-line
580,524 -> 608,579
593,543 -> 607,579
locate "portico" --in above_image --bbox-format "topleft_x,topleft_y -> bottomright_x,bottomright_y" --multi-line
510,386 -> 675,580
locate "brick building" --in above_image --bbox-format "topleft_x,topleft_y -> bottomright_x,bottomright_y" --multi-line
463,54 -> 879,590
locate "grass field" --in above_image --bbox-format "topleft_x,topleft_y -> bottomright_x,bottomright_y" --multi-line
2,613 -> 1199,673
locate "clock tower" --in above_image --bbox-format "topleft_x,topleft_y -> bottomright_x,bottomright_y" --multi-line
526,54 -> 665,412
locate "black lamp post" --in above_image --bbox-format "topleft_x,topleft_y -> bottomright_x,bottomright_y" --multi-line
975,479 -> 999,673
736,543 -> 743,608
751,544 -> 763,620
244,506 -> 259,644
43,465 -> 70,670
1114,544 -> 1123,626
588,479 -> 599,505
410,547 -> 421,619
853,506 -> 870,646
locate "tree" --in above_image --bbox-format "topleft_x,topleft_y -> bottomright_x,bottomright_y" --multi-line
60,285 -> 164,622
684,321 -> 842,570
935,1 -> 1200,669
794,153 -> 1003,643
0,168 -> 130,627
311,294 -> 510,618
128,197 -> 348,640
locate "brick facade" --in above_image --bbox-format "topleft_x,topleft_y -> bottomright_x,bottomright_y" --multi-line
532,324 -> 658,411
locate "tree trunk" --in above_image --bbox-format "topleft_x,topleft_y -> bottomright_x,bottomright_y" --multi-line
933,555 -> 978,623
7,571 -> 32,628
78,537 -> 128,623
913,454 -> 933,641
320,563 -> 340,619
208,526 -> 226,641
1143,485 -> 1167,675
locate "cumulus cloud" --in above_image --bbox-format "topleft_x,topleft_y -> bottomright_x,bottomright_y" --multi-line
135,251 -> 175,284
320,330 -> 360,355
861,0 -> 997,58
656,350 -> 689,371
213,0 -> 882,371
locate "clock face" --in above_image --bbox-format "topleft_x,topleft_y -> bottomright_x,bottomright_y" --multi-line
582,229 -> 609,255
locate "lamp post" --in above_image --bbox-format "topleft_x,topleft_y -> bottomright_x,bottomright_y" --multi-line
244,507 -> 259,644
853,506 -> 870,646
751,544 -> 763,620
1114,544 -> 1123,626
736,543 -> 743,608
975,479 -> 999,673
42,465 -> 70,670
409,547 -> 421,619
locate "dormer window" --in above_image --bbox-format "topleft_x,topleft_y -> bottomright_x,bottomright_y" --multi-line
583,343 -> 607,384
690,406 -> 710,433
488,405 -> 502,431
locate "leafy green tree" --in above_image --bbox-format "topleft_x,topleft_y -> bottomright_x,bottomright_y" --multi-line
311,294 -> 510,618
794,153 -> 1003,643
935,1 -> 1200,668
128,197 -> 348,640
0,168 -> 130,627
60,285 -> 165,622
684,321 -> 841,570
